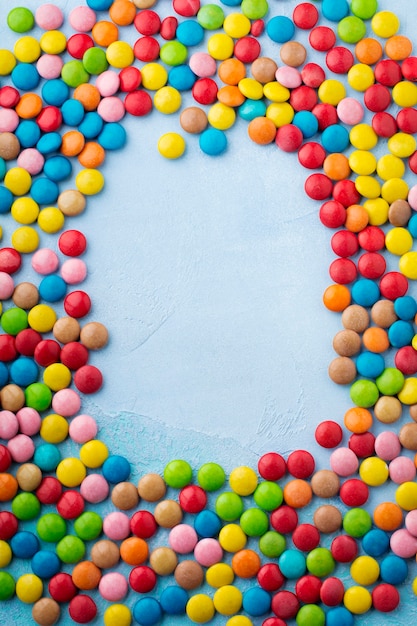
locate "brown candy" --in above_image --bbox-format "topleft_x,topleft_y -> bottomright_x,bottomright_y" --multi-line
399,422 -> 417,450
32,598 -> 60,626
174,560 -> 204,590
311,470 -> 340,498
332,329 -> 361,357
16,463 -> 43,491
154,499 -> 182,528
341,304 -> 369,332
132,0 -> 157,8
313,504 -> 342,533
328,356 -> 357,385
57,189 -> 86,216
410,404 -> 417,422
250,57 -> 278,83
138,472 -> 166,501
90,539 -> 120,568
0,132 -> 20,160
111,481 -> 139,510
375,396 -> 403,424
180,107 -> 208,134
80,321 -> 109,350
149,547 -> 178,575
0,384 -> 25,411
53,316 -> 81,343
388,199 -> 412,226
280,41 -> 307,67
12,282 -> 39,309
371,299 -> 397,327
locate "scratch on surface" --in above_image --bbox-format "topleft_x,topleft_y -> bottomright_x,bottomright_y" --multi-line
281,208 -> 317,225
128,310 -> 175,353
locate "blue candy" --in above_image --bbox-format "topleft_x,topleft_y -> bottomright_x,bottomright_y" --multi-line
266,16 -> 295,43
176,20 -> 205,46
293,110 -> 319,138
42,79 -> 70,106
351,278 -> 380,307
102,455 -> 131,483
9,356 -> 39,387
11,63 -> 40,90
78,112 -> 104,139
0,362 -> 8,387
322,124 -> 350,152
326,607 -> 354,626
30,178 -> 59,204
15,120 -> 41,148
242,586 -> 271,616
33,443 -> 61,472
43,155 -> 72,182
159,586 -> 188,615
133,598 -> 163,626
61,99 -> 85,126
194,510 -> 222,538
31,550 -> 61,578
356,351 -> 385,378
168,65 -> 197,91
362,528 -> 390,557
199,128 -> 227,156
10,531 -> 39,559
322,0 -> 350,21
278,549 -> 306,579
238,99 -> 267,121
98,123 -> 127,150
0,186 -> 13,213
37,132 -> 62,155
0,158 -> 6,180
388,320 -> 414,348
39,275 -> 67,302
380,554 -> 408,584
394,295 -> 417,320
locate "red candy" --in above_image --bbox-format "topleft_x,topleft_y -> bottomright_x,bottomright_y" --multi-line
58,230 -> 87,257
290,85 -> 318,111
293,3 -> 319,30
66,34 -> 94,59
312,103 -> 338,130
192,78 -> 218,105
0,445 -> 12,472
0,511 -> 18,540
179,484 -> 208,513
234,37 -> 261,63
326,46 -> 354,74
301,63 -> 325,88
372,111 -> 398,137
0,248 -> 22,273
125,90 -> 154,115
257,563 -> 285,592
15,329 -> 42,356
409,151 -> 417,174
275,124 -> 303,152
319,200 -> 346,228
34,339 -> 61,367
333,180 -> 361,207
133,37 -> 160,62
68,595 -> 97,623
331,231 -> 359,257
134,10 -> 161,35
374,59 -> 402,86
357,252 -> 386,279
271,590 -> 299,619
49,573 -> 78,602
0,334 -> 17,361
320,576 -> 345,606
270,505 -> 298,534
295,574 -> 322,603
330,534 -> 358,562
160,16 -> 178,40
64,291 -> 92,318
357,225 -> 385,251
57,490 -> 85,519
74,365 -> 103,393
36,477 -> 63,504
309,26 -> 336,52
286,450 -> 315,479
372,583 -> 400,612
329,258 -> 357,284
258,452 -> 286,481
402,56 -> 417,81
0,86 -> 20,108
395,346 -> 417,375
339,478 -> 369,506
129,566 -> 158,593
119,67 -> 142,92
364,84 -> 391,112
60,342 -> 89,370
250,20 -> 264,37
292,524 -> 320,551
397,107 -> 417,134
304,173 -> 333,201
172,0 -> 200,17
298,142 -> 326,169
315,420 -> 343,448
379,272 -> 408,300
130,510 -> 158,539
348,432 -> 376,458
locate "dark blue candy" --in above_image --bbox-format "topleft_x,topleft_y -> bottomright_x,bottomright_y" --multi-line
0,186 -> 13,213
194,509 -> 222,538
31,550 -> 61,578
159,586 -> 188,615
102,455 -> 131,483
10,531 -> 39,558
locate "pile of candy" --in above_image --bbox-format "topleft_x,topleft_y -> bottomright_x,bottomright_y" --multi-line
1,0 -> 417,624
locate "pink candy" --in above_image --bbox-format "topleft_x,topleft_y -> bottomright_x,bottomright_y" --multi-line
390,528 -> 417,558
7,434 -> 35,463
69,414 -> 98,443
169,524 -> 198,554
194,538 -> 223,566
0,272 -> 15,300
80,473 -> 109,503
99,572 -> 128,601
96,70 -> 121,97
17,148 -> 45,175
337,97 -> 364,125
330,447 -> 359,477
16,408 -> 41,436
189,52 -> 217,77
374,431 -> 401,461
31,248 -> 60,275
97,96 -> 126,122
0,410 -> 19,440
0,108 -> 19,132
36,54 -> 64,80
103,512 -> 131,540
276,66 -> 302,88
389,456 -> 416,484
52,388 -> 82,417
35,4 -> 64,30
69,6 -> 97,32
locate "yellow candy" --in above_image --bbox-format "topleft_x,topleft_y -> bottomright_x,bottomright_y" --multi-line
0,540 -> 12,567
11,197 -> 40,224
213,585 -> 243,616
350,556 -> 380,585
207,103 -> 236,130
349,150 -> 377,175
40,414 -> 69,444
207,33 -> 234,60
223,13 -> 251,38
412,334 -> 417,351
56,457 -> 87,487
381,178 -> 409,203
350,124 -> 378,150
140,63 -> 168,90
355,175 -> 380,199
43,363 -> 72,391
206,563 -> 235,588
399,252 -> 417,279
348,64 -> 375,92
229,465 -> 258,495
104,604 -> 132,626
318,79 -> 346,105
80,440 -> 109,468
186,594 -> 215,623
4,167 -> 32,196
106,41 -> 134,68
219,524 -> 247,552
75,169 -> 104,195
38,207 -> 65,233
263,81 -> 290,102
376,154 -> 405,180
14,36 -> 41,63
359,457 -> 388,486
371,11 -> 400,38
363,198 -> 389,226
157,133 -> 186,159
343,586 -> 372,614
392,81 -> 417,108
397,378 -> 417,405
396,481 -> 417,510
413,576 -> 417,597
385,227 -> 413,255
40,30 -> 67,55
266,102 -> 294,127
11,226 -> 39,253
153,86 -> 181,114
226,618 -> 253,626
28,304 -> 57,332
0,49 -> 17,75
15,574 -> 43,604
388,132 -> 417,158
238,77 -> 263,100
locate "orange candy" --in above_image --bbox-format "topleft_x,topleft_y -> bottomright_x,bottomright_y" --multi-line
61,131 -> 85,157
92,21 -> 119,47
78,142 -> 106,168
355,38 -> 383,65
109,0 -> 137,26
373,501 -> 403,531
345,204 -> 369,232
323,153 -> 351,181
218,58 -> 246,85
15,93 -> 43,119
362,326 -> 390,353
120,537 -> 149,566
0,473 -> 19,501
322,284 -> 351,312
385,35 -> 413,61
73,84 -> 101,111
217,86 -> 245,107
344,407 -> 373,433
71,561 -> 102,590
283,479 -> 312,509
231,549 -> 261,578
247,117 -> 277,145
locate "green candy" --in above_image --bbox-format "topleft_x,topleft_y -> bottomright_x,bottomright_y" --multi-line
1,307 -> 28,335
259,530 -> 286,557
350,379 -> 379,408
7,7 -> 34,33
296,604 -> 326,626
240,508 -> 269,537
160,42 -> 188,66
12,493 -> 40,520
74,511 -> 103,541
83,47 -> 109,75
254,481 -> 283,511
376,367 -> 405,395
164,459 -> 193,488
36,513 -> 67,542
197,462 -> 226,491
25,383 -> 52,411
0,572 -> 15,600
56,535 -> 85,563
338,16 -> 367,44
241,0 -> 269,19
350,0 -> 378,20
306,547 -> 335,577
197,4 -> 225,30
215,492 -> 244,521
343,507 -> 372,538
61,60 -> 90,88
